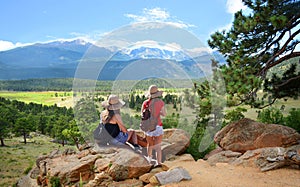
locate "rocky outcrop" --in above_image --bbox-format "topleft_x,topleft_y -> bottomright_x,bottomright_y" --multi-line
207,118 -> 300,171
19,128 -> 191,187
214,118 -> 300,153
207,145 -> 300,171
30,147 -> 193,187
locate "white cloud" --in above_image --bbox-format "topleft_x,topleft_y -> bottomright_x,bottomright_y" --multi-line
125,7 -> 195,29
209,0 -> 248,38
144,7 -> 170,20
226,0 -> 247,14
0,40 -> 15,51
125,8 -> 169,22
0,40 -> 33,51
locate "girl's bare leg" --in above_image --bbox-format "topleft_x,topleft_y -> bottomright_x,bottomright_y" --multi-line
153,135 -> 163,165
146,136 -> 155,160
127,130 -> 138,145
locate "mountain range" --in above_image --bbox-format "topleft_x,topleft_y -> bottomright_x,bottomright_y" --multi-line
0,39 -> 226,80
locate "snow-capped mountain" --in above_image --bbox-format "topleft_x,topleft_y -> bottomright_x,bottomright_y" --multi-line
113,46 -> 192,61
0,39 -> 226,80
34,39 -> 93,53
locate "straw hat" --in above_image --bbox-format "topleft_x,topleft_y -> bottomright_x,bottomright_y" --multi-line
101,95 -> 125,110
146,85 -> 163,98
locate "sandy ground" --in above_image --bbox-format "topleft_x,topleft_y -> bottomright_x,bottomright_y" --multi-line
162,158 -> 300,187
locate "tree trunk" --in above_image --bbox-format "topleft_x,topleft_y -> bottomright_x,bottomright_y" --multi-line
75,141 -> 80,150
73,137 -> 80,150
23,132 -> 27,144
0,138 -> 5,146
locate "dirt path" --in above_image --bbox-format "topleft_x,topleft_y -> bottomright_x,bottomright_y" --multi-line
163,159 -> 300,187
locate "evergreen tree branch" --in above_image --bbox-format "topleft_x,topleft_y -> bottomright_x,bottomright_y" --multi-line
260,51 -> 300,76
274,75 -> 300,89
258,97 -> 278,109
262,16 -> 300,56
264,28 -> 300,68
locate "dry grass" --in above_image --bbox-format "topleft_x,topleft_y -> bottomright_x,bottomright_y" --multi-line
0,134 -> 75,187
242,97 -> 300,120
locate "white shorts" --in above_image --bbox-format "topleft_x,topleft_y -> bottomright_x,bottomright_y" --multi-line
145,125 -> 164,137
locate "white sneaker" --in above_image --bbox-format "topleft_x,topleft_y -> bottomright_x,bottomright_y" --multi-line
144,156 -> 152,163
154,162 -> 162,168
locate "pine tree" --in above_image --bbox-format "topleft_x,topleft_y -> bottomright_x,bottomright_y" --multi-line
208,0 -> 300,107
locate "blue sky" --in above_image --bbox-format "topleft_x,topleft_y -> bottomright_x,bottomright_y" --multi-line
0,0 -> 246,51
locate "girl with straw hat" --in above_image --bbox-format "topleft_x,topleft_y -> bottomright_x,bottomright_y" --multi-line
141,85 -> 166,166
99,94 -> 140,150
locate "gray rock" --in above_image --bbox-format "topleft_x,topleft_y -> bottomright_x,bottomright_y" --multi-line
207,150 -> 242,165
155,166 -> 192,185
16,172 -> 39,187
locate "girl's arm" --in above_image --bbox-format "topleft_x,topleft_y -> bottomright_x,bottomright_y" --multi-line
141,100 -> 147,115
160,105 -> 166,116
114,114 -> 127,133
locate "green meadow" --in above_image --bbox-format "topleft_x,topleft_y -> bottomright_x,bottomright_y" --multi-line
0,91 -> 74,108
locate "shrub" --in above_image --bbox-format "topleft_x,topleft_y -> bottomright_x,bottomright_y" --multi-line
162,113 -> 179,129
224,107 -> 247,124
257,107 -> 284,124
50,176 -> 61,187
186,120 -> 216,160
257,107 -> 300,133
8,159 -> 17,163
284,108 -> 300,133
23,166 -> 32,174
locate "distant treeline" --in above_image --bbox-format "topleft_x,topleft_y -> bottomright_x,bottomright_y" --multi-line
0,78 -> 204,92
0,78 -> 75,91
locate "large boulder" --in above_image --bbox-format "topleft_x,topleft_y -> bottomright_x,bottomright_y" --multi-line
161,128 -> 190,160
135,128 -> 190,161
37,153 -> 98,185
214,118 -> 300,153
107,148 -> 152,181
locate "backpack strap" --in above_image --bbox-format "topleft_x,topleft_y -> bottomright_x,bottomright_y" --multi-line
146,98 -> 151,107
148,98 -> 157,118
